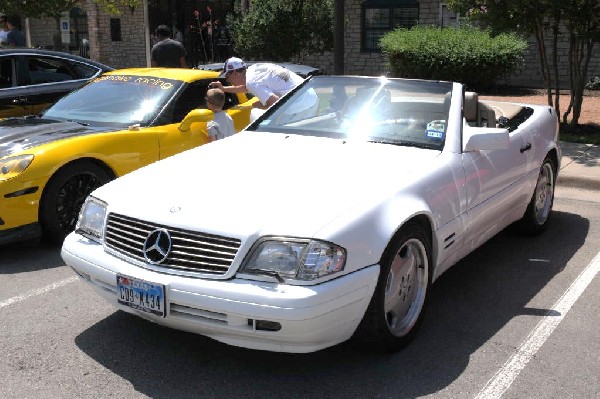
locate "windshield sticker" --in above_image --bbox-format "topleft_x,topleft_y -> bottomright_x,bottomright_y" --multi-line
426,120 -> 446,139
426,130 -> 444,139
93,75 -> 174,90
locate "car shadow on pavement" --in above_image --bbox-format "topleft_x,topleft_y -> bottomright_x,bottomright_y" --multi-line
0,238 -> 64,274
561,143 -> 599,167
74,210 -> 589,399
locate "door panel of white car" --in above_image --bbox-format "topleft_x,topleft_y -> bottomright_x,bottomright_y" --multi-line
462,129 -> 531,248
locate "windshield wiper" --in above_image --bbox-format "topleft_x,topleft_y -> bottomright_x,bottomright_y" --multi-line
67,119 -> 90,126
249,269 -> 286,283
368,139 -> 439,150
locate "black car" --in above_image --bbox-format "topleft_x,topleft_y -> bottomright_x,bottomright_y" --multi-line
0,48 -> 113,118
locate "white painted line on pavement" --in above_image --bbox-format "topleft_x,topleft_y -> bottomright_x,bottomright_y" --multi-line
0,276 -> 78,309
476,251 -> 600,399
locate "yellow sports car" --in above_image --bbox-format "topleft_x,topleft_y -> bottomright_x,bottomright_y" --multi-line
0,68 -> 255,246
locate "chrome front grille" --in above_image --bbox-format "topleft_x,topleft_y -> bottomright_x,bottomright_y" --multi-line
105,213 -> 241,275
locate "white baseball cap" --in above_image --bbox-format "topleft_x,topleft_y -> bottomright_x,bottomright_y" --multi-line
220,57 -> 246,78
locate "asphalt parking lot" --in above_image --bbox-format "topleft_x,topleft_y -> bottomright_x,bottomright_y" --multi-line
1,189 -> 599,398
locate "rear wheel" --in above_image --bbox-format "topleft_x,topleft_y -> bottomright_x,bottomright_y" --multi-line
354,221 -> 431,352
517,156 -> 556,234
39,161 -> 111,245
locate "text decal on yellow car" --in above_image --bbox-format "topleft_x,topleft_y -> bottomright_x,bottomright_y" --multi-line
93,74 -> 175,90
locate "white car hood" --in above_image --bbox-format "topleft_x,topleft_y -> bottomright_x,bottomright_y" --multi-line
97,131 -> 441,239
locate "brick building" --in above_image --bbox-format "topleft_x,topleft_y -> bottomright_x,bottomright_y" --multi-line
26,0 -> 234,69
24,0 -> 600,88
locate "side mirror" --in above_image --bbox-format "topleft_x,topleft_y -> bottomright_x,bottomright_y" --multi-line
463,124 -> 510,152
179,109 -> 214,132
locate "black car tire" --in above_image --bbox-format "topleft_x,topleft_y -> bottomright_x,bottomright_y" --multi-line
517,155 -> 557,235
39,160 -> 111,245
353,219 -> 432,353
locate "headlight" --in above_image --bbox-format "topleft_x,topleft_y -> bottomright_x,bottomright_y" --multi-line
0,155 -> 34,181
241,238 -> 346,281
75,196 -> 107,242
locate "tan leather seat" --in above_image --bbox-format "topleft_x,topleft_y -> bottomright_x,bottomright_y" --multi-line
464,91 -> 479,123
464,91 -> 496,127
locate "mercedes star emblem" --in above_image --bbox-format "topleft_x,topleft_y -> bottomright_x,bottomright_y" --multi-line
143,228 -> 172,264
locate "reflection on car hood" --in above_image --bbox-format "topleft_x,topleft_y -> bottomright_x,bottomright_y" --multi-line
96,131 -> 441,239
0,118 -> 110,158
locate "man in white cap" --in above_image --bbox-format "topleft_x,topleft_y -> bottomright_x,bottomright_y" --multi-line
209,57 -> 317,122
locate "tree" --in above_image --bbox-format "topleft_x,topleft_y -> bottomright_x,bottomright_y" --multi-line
2,0 -> 79,50
446,0 -> 564,115
562,0 -> 600,125
447,0 -> 600,125
228,0 -> 334,62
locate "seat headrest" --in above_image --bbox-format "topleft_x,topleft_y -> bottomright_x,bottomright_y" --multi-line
464,91 -> 479,121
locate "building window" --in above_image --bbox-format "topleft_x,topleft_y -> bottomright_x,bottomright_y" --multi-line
69,8 -> 89,52
110,18 -> 122,41
440,3 -> 459,27
362,0 -> 419,52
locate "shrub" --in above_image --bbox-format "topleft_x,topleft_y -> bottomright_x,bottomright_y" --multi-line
229,0 -> 333,61
380,26 -> 527,90
586,77 -> 600,90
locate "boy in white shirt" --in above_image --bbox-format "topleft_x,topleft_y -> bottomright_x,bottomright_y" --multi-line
205,88 -> 236,142
209,57 -> 318,123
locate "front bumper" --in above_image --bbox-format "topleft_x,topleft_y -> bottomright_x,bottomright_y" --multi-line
0,222 -> 42,246
0,175 -> 44,242
61,232 -> 380,353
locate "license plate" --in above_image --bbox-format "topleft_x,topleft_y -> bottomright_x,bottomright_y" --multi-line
117,275 -> 165,317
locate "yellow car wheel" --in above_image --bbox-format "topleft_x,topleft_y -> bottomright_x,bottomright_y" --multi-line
39,160 -> 113,245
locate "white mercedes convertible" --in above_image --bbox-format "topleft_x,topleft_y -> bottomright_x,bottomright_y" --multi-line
61,76 -> 560,353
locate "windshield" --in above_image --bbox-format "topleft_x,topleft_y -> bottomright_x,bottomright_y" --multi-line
41,74 -> 183,128
250,76 -> 453,150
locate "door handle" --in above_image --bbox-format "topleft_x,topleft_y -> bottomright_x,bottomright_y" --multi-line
520,143 -> 532,153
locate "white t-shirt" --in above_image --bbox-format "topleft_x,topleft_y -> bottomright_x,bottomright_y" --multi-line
0,30 -> 8,44
245,63 -> 305,106
207,111 -> 235,140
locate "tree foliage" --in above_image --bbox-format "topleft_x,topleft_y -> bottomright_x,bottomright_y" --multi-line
1,0 -> 141,18
1,0 -> 79,19
447,0 -> 600,125
92,0 -> 142,15
2,0 -> 142,50
228,0 -> 333,61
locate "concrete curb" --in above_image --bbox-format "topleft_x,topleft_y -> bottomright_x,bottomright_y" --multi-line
557,175 -> 600,191
557,141 -> 600,191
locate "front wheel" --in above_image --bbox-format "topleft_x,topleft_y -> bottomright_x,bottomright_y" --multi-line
354,221 -> 431,353
517,156 -> 556,235
39,161 -> 112,245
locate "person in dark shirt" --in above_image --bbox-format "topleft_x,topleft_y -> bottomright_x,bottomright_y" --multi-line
150,25 -> 187,68
5,16 -> 25,47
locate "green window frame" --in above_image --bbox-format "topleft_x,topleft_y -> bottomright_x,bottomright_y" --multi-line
362,0 -> 419,52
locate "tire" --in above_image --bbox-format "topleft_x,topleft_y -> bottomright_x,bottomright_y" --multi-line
354,220 -> 431,353
517,156 -> 556,235
39,161 -> 112,245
